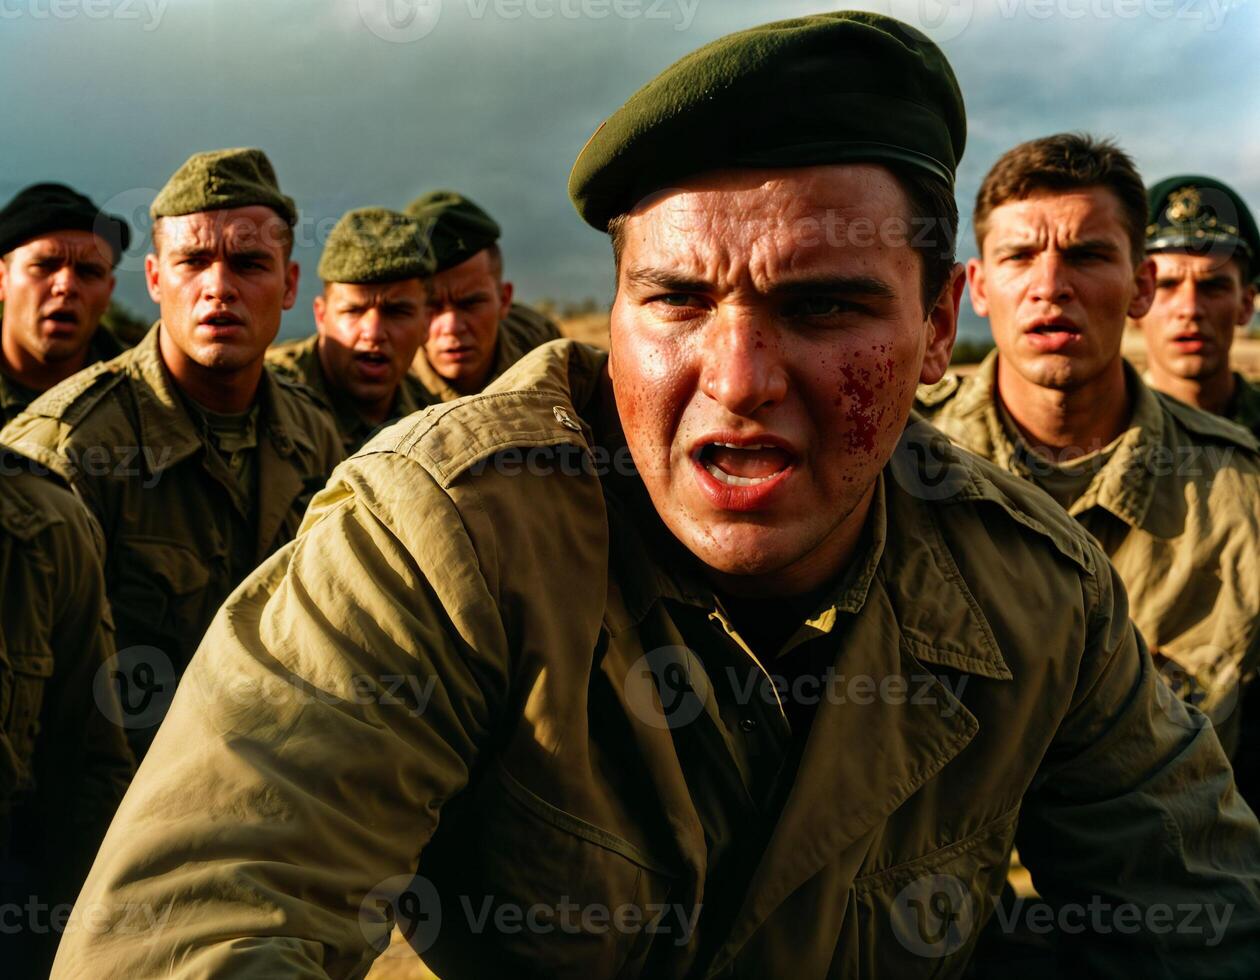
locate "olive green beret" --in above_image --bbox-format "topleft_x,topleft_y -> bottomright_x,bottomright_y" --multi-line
1146,175 -> 1258,282
317,207 -> 435,284
403,190 -> 501,272
0,182 -> 130,262
150,147 -> 298,227
568,11 -> 966,231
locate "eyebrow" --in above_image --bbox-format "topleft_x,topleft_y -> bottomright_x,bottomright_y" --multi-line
995,237 -> 1120,255
624,267 -> 896,299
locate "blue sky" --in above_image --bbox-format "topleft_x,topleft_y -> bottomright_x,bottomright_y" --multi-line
2,0 -> 1256,339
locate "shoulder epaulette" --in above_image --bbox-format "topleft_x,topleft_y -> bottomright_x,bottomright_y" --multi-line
23,360 -> 126,427
1156,391 -> 1260,453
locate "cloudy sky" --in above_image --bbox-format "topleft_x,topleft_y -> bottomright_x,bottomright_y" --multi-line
2,0 -> 1256,339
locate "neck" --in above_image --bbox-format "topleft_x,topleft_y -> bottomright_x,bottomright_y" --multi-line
159,327 -> 262,414
995,354 -> 1131,460
0,326 -> 91,393
1147,364 -> 1236,417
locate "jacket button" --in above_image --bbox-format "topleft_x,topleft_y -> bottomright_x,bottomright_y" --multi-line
739,717 -> 758,733
553,406 -> 581,431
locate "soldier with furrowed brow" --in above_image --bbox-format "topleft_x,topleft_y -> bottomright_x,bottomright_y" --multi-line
52,14 -> 1260,979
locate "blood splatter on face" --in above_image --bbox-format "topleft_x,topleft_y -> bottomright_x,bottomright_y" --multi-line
609,165 -> 961,596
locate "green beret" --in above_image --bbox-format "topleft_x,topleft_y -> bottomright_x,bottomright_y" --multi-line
150,147 -> 298,227
403,190 -> 501,272
568,11 -> 966,231
317,207 -> 435,284
1146,175 -> 1258,282
0,183 -> 130,262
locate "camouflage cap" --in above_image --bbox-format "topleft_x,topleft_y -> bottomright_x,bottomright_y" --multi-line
403,190 -> 501,273
0,182 -> 130,263
568,11 -> 966,231
150,147 -> 298,227
317,207 -> 435,284
1146,175 -> 1258,283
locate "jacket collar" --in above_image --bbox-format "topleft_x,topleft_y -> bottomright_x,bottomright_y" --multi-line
955,349 -> 1166,533
129,324 -> 315,479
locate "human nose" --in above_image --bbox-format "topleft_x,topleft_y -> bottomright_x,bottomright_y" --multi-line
358,307 -> 387,344
698,309 -> 788,416
1027,252 -> 1074,306
199,261 -> 238,304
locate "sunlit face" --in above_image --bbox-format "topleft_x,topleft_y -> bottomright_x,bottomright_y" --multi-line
145,206 -> 298,374
314,278 -> 428,420
417,248 -> 512,393
968,188 -> 1155,391
1131,252 -> 1255,383
0,231 -> 115,369
610,165 -> 960,592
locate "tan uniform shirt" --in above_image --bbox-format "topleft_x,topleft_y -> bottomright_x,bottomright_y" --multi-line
0,326 -> 344,758
0,448 -> 133,974
267,334 -> 423,456
919,351 -> 1260,755
406,301 -> 562,404
1228,372 -> 1260,439
51,342 -> 1259,978
0,327 -> 125,426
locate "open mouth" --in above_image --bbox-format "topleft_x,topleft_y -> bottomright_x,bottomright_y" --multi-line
355,351 -> 390,367
697,441 -> 794,487
200,311 -> 244,328
43,309 -> 78,325
1028,320 -> 1081,337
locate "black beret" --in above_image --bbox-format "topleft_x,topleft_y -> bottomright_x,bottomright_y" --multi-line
404,190 -> 501,273
1146,175 -> 1259,282
569,11 -> 966,231
0,182 -> 131,263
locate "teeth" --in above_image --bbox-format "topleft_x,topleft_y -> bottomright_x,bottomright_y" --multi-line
711,441 -> 769,450
704,462 -> 775,487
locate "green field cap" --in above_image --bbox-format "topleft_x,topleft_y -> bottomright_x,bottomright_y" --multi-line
317,207 -> 435,284
151,147 -> 298,227
404,190 -> 501,273
568,11 -> 966,230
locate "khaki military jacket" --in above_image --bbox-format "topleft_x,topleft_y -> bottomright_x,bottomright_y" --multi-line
1,449 -> 133,973
1229,372 -> 1260,439
407,301 -> 562,404
51,341 -> 1259,978
267,334 -> 423,456
919,351 -> 1260,752
0,326 -> 125,426
0,326 -> 344,755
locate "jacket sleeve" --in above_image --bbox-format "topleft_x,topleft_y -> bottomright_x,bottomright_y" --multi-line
51,453 -> 513,979
1015,553 -> 1260,977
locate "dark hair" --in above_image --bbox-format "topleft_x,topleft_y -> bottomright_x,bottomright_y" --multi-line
484,241 -> 504,282
974,133 -> 1147,263
608,165 -> 959,314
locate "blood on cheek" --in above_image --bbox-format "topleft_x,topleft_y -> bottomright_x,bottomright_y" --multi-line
833,343 -> 899,456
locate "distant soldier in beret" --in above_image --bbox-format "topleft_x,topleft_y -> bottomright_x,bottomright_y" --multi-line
53,16 -> 1260,978
1,148 -> 344,762
0,183 -> 130,425
0,448 -> 133,976
403,190 -> 560,403
1130,175 -> 1260,438
268,207 -> 433,455
919,135 -> 1260,767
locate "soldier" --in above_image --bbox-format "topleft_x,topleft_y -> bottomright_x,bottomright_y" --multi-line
1131,175 -> 1260,437
919,135 -> 1260,761
403,190 -> 560,403
268,207 -> 434,455
1,447 -> 133,975
0,183 -> 131,424
1,148 -> 344,760
53,15 -> 1260,978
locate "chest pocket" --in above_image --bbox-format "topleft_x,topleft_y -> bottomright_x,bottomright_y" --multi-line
110,536 -> 214,665
421,761 -> 680,978
0,639 -> 55,804
847,805 -> 1019,977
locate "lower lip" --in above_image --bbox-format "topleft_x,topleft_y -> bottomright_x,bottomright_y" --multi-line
1025,329 -> 1083,353
690,455 -> 793,512
197,322 -> 246,339
439,348 -> 476,363
1172,338 -> 1207,354
41,319 -> 78,337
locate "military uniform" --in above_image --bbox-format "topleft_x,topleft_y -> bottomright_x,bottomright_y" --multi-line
267,334 -> 424,455
406,301 -> 561,405
0,326 -> 343,756
50,341 -> 1260,978
919,351 -> 1260,754
1228,372 -> 1260,439
1,449 -> 133,974
0,326 -> 125,426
